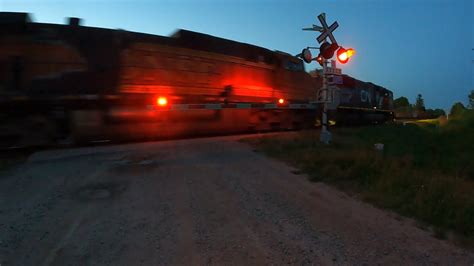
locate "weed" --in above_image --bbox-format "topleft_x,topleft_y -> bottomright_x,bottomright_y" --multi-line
244,111 -> 474,241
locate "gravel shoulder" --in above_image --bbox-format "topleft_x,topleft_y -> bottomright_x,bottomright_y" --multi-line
0,135 -> 472,265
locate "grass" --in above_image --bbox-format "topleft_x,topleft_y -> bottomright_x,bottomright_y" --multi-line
243,111 -> 474,243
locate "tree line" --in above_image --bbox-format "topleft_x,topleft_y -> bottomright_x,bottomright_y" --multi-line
393,90 -> 474,119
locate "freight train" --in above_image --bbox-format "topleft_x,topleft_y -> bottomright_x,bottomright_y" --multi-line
327,74 -> 394,125
0,12 -> 393,148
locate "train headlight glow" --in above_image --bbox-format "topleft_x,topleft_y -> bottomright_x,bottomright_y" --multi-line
157,97 -> 168,106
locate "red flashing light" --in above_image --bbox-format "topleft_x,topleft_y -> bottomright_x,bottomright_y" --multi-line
156,97 -> 168,106
278,98 -> 285,104
337,48 -> 348,64
347,48 -> 355,57
336,47 -> 355,64
316,55 -> 324,66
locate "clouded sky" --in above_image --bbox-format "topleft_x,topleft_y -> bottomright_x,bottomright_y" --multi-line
1,0 -> 473,110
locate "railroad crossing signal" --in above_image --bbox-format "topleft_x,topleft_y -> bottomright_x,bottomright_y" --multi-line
319,42 -> 339,60
301,13 -> 355,65
336,48 -> 355,64
300,12 -> 357,144
302,13 -> 339,45
316,13 -> 338,44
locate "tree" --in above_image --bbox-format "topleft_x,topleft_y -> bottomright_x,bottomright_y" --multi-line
426,108 -> 446,118
469,90 -> 474,109
433,108 -> 446,117
393,96 -> 410,109
415,94 -> 425,112
449,102 -> 466,118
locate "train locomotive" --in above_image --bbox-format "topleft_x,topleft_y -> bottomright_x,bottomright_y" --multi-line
0,12 -> 393,147
326,74 -> 394,125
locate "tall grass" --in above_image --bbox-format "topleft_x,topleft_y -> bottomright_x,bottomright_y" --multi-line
245,111 -> 474,241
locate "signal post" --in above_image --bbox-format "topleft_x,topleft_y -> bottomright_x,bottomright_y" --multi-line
300,13 -> 355,144
320,59 -> 333,144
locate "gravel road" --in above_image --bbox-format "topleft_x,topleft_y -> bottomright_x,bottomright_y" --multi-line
0,135 -> 472,265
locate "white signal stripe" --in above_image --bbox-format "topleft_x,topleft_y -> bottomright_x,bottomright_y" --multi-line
236,103 -> 251,109
2,95 -> 318,110
145,103 -> 317,110
337,106 -> 392,112
170,104 -> 190,110
288,103 -> 315,109
264,103 -> 277,109
205,104 -> 222,110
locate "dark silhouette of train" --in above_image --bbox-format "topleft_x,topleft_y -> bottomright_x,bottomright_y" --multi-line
0,12 -> 393,147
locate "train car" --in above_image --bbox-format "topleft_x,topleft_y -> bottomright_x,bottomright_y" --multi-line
0,12 -> 320,147
327,75 -> 394,124
0,12 -> 394,148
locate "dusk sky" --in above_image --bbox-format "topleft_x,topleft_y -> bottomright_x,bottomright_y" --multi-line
1,0 -> 473,110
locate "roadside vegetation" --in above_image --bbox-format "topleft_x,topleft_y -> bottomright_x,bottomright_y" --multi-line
244,109 -> 474,244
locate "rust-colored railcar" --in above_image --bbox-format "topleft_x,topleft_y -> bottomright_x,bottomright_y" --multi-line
0,12 -> 320,146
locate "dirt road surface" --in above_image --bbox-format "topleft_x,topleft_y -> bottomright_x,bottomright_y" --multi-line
0,135 -> 473,265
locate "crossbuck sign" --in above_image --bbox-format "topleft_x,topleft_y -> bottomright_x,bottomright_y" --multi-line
316,13 -> 338,44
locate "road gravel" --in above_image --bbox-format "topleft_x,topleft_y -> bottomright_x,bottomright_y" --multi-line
0,135 -> 472,265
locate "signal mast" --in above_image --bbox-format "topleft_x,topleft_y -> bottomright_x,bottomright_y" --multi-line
300,13 -> 355,144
